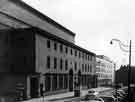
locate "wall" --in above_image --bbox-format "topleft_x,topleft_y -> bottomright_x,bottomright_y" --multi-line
9,29 -> 35,73
36,34 -> 95,75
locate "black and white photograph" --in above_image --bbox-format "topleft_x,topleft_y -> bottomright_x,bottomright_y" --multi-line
0,0 -> 134,102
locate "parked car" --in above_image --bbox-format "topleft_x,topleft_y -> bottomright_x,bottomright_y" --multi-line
113,92 -> 124,101
66,100 -> 104,102
88,89 -> 99,96
81,94 -> 104,102
65,95 -> 104,102
118,89 -> 126,95
99,95 -> 116,102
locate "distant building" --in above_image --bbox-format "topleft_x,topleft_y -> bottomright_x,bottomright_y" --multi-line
0,0 -> 97,101
116,65 -> 135,86
96,55 -> 115,86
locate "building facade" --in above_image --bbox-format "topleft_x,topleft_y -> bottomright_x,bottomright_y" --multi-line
96,55 -> 115,86
0,0 -> 97,101
0,27 -> 96,101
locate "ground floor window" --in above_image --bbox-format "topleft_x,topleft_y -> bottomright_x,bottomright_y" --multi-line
64,74 -> 68,89
45,74 -> 51,92
59,74 -> 63,89
52,74 -> 57,91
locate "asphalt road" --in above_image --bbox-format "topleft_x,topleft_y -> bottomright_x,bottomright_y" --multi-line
49,88 -> 115,102
64,90 -> 115,102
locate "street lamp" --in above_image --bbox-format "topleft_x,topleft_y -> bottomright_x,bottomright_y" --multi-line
110,39 -> 131,102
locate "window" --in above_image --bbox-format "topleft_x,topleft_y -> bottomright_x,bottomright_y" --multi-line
52,74 -> 57,91
82,53 -> 84,59
90,56 -> 92,61
90,65 -> 92,72
75,50 -> 77,57
70,48 -> 73,55
59,74 -> 63,89
82,64 -> 84,72
85,64 -> 87,72
60,58 -> 63,70
45,74 -> 51,91
65,46 -> 68,54
85,54 -> 87,60
47,40 -> 50,48
60,44 -> 63,52
47,56 -> 50,68
88,64 -> 89,72
65,60 -> 68,70
75,62 -> 77,71
79,52 -> 81,58
54,42 -> 57,50
88,55 -> 90,60
64,74 -> 68,89
54,57 -> 57,69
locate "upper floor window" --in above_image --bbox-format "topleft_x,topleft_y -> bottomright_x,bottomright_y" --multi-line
75,62 -> 77,71
85,54 -> 87,60
60,44 -> 63,52
47,40 -> 51,48
65,46 -> 68,54
65,60 -> 68,70
79,52 -> 81,58
88,55 -> 90,60
90,56 -> 92,61
60,58 -> 63,70
75,50 -> 77,57
54,42 -> 57,51
70,48 -> 73,55
82,64 -> 84,72
82,53 -> 84,59
90,65 -> 92,72
88,64 -> 89,72
54,57 -> 57,69
47,56 -> 50,68
85,64 -> 87,72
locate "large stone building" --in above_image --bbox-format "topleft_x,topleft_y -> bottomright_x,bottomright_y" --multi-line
0,0 -> 97,101
96,55 -> 115,86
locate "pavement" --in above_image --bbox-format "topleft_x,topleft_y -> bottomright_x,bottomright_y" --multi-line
21,87 -> 113,102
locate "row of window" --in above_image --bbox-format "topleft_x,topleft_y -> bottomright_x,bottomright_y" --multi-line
45,74 -> 92,92
82,64 -> 93,72
47,39 -> 94,61
45,74 -> 68,92
100,63 -> 113,69
96,67 -> 113,73
97,73 -> 112,78
47,56 -> 68,70
46,55 -> 93,72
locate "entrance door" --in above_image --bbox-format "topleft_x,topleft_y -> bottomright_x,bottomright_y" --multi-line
30,77 -> 39,98
69,69 -> 73,91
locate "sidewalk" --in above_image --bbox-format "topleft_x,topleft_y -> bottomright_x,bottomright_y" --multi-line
21,87 -> 113,102
21,92 -> 74,102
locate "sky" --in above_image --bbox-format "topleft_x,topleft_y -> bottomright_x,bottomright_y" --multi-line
22,0 -> 135,69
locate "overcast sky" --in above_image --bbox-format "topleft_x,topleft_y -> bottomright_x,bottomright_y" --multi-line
22,0 -> 135,69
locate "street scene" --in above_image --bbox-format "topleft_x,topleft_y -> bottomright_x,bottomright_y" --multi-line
0,0 -> 135,102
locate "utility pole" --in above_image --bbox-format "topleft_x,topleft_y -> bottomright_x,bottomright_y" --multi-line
128,40 -> 131,102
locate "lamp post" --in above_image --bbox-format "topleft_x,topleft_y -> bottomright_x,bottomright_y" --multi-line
110,39 -> 132,102
114,63 -> 118,102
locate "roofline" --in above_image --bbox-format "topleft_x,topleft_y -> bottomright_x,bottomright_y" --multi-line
11,27 -> 95,56
32,27 -> 96,56
96,55 -> 114,63
10,0 -> 76,36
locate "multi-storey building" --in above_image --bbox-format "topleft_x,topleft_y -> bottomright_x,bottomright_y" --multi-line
0,0 -> 97,101
96,55 -> 115,86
